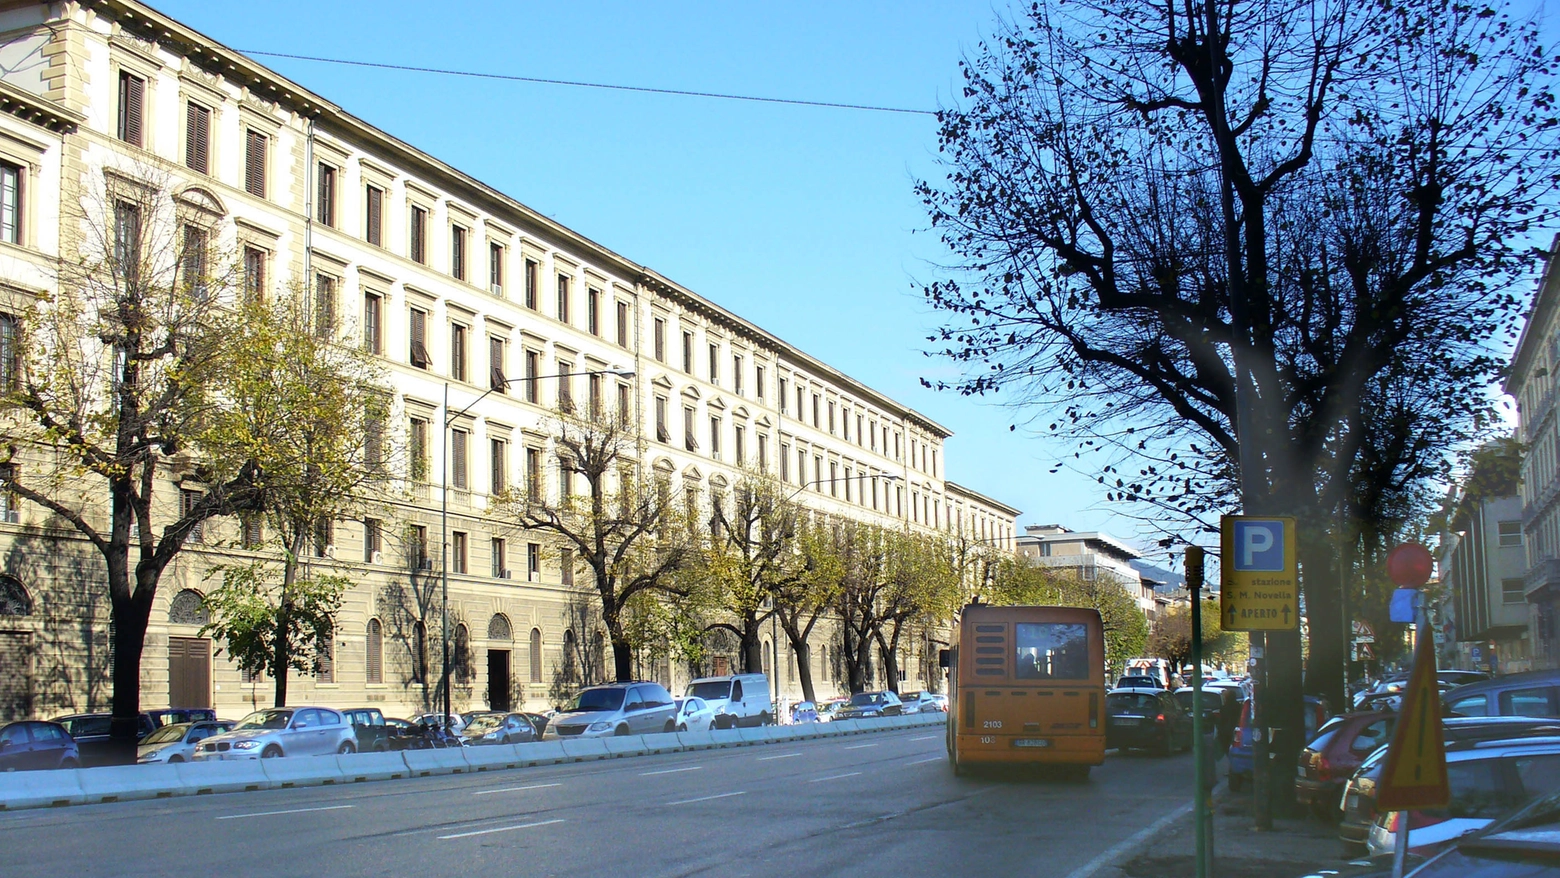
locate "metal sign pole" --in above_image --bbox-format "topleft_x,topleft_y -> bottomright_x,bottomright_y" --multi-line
1187,546 -> 1211,878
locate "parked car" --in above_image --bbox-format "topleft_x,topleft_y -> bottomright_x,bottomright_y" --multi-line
51,713 -> 159,766
674,697 -> 717,732
385,718 -> 461,751
1114,675 -> 1164,690
1106,689 -> 1192,755
136,720 -> 234,764
923,694 -> 949,714
816,699 -> 848,722
412,712 -> 468,734
1366,736 -> 1560,856
544,682 -> 678,738
192,707 -> 358,760
898,692 -> 942,715
1296,710 -> 1396,820
520,712 -> 550,738
1338,716 -> 1560,854
0,720 -> 79,771
1444,667 -> 1560,719
1173,687 -> 1226,725
1405,785 -> 1560,877
145,708 -> 218,727
459,712 -> 538,746
339,707 -> 390,752
789,701 -> 819,724
1227,695 -> 1328,792
684,674 -> 772,728
836,691 -> 903,719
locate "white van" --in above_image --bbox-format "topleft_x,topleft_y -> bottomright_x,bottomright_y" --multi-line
684,674 -> 771,729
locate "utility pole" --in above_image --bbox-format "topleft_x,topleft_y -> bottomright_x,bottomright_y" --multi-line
1188,546 -> 1213,878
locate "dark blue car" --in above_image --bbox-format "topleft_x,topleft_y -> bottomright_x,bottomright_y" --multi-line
0,721 -> 80,771
1227,695 -> 1327,791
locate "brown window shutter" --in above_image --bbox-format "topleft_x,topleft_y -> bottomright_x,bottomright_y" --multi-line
366,186 -> 382,245
489,337 -> 506,390
410,309 -> 430,368
186,103 -> 209,174
245,130 -> 266,197
119,72 -> 144,147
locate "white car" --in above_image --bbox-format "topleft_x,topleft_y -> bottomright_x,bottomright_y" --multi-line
192,707 -> 358,760
899,692 -> 943,714
685,674 -> 772,729
1367,737 -> 1560,856
672,697 -> 716,732
136,720 -> 234,763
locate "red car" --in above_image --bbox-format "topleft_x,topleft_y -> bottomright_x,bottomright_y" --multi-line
1296,710 -> 1396,820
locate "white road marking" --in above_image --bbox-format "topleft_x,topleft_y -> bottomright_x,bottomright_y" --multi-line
906,755 -> 943,765
757,752 -> 801,761
809,771 -> 863,783
1060,801 -> 1193,878
217,804 -> 355,820
666,791 -> 746,806
909,734 -> 938,741
438,818 -> 565,840
473,782 -> 562,796
640,766 -> 703,776
843,743 -> 878,751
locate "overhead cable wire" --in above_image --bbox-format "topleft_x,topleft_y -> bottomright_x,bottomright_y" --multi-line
238,49 -> 939,117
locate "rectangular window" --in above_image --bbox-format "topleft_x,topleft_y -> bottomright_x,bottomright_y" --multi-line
184,101 -> 210,174
410,206 -> 427,263
557,360 -> 573,411
450,225 -> 466,280
1503,578 -> 1527,604
244,130 -> 267,198
654,318 -> 666,361
181,224 -> 208,301
524,350 -> 540,403
365,185 -> 383,246
450,323 -> 467,382
313,274 -> 336,338
452,531 -> 468,575
829,462 -> 838,497
363,292 -> 382,354
363,518 -> 382,563
779,377 -> 788,413
451,428 -> 469,489
364,405 -> 384,473
491,538 -> 507,578
117,70 -> 145,147
780,443 -> 790,481
527,543 -> 541,580
682,331 -> 694,373
844,467 -> 852,502
408,524 -> 429,570
1499,521 -> 1524,548
708,344 -> 720,384
685,406 -> 698,451
114,200 -> 140,285
814,455 -> 823,490
489,336 -> 507,392
409,308 -> 430,368
180,489 -> 203,541
587,288 -> 600,336
842,408 -> 851,441
734,425 -> 745,464
757,434 -> 767,470
489,242 -> 504,295
616,301 -> 630,347
409,417 -> 429,482
589,372 -> 603,418
656,396 -> 670,442
828,402 -> 836,434
557,274 -> 570,323
618,383 -> 631,423
0,313 -> 18,392
558,454 -> 571,499
526,447 -> 542,502
490,438 -> 506,494
561,548 -> 574,586
798,449 -> 807,486
524,259 -> 538,309
312,518 -> 334,558
242,246 -> 266,302
710,417 -> 721,459
316,163 -> 336,226
857,415 -> 865,446
733,355 -> 744,395
812,394 -> 820,428
755,366 -> 765,401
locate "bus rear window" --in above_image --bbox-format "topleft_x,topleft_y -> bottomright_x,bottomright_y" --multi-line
1014,622 -> 1089,680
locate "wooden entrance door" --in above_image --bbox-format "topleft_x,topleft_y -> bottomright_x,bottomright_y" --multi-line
488,649 -> 511,711
167,637 -> 212,708
0,631 -> 32,721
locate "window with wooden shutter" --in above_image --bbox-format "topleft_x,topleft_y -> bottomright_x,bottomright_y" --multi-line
363,292 -> 382,354
409,308 -> 430,368
365,619 -> 383,684
365,185 -> 383,245
0,162 -> 19,246
314,274 -> 336,338
242,247 -> 266,302
244,130 -> 267,197
524,259 -> 537,309
182,225 -> 208,301
452,429 -> 468,489
316,635 -> 333,683
524,350 -> 539,402
587,288 -> 600,335
490,438 -> 506,494
489,337 -> 506,391
489,242 -> 503,295
118,71 -> 145,147
449,323 -> 467,381
617,301 -> 629,348
450,225 -> 466,280
410,206 -> 427,263
316,163 -> 336,226
556,274 -> 570,323
185,102 -> 210,175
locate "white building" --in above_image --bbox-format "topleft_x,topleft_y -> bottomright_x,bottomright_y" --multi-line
1014,524 -> 1160,618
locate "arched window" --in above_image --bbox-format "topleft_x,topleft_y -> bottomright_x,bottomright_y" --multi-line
529,628 -> 542,683
762,639 -> 771,677
0,575 -> 30,616
592,630 -> 606,681
487,613 -> 512,642
316,633 -> 334,683
168,589 -> 207,626
563,628 -> 577,679
454,624 -> 471,684
412,620 -> 427,683
365,619 -> 383,684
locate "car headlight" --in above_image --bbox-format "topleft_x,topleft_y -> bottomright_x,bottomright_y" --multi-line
483,732 -> 500,739
232,740 -> 260,750
587,721 -> 612,732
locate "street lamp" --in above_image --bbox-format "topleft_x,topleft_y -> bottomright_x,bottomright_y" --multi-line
783,471 -> 901,504
439,365 -> 635,728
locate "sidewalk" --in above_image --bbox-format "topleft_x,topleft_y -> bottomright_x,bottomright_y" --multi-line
1097,761 -> 1345,878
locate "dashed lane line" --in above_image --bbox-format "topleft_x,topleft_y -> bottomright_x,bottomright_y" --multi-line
843,743 -> 878,751
217,805 -> 355,820
906,755 -> 943,765
808,772 -> 863,783
437,818 -> 565,840
666,791 -> 746,806
472,782 -> 562,796
640,766 -> 703,777
909,735 -> 939,741
757,752 -> 802,761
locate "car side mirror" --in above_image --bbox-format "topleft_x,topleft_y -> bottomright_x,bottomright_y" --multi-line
294,721 -> 309,730
937,649 -> 951,669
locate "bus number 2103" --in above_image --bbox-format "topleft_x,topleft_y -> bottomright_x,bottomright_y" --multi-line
983,720 -> 1003,729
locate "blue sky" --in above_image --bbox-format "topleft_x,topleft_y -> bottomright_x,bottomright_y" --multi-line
152,0 -> 1189,557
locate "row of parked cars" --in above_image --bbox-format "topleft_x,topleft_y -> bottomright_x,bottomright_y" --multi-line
1,674 -> 947,771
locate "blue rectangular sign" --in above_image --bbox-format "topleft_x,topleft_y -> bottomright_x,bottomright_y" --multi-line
1232,519 -> 1286,572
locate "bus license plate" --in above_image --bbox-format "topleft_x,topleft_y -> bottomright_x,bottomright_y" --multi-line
1013,738 -> 1051,748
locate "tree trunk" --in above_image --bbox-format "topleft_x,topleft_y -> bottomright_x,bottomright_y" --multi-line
842,625 -> 866,694
1300,527 -> 1346,715
782,624 -> 816,704
740,616 -> 763,675
107,577 -> 153,766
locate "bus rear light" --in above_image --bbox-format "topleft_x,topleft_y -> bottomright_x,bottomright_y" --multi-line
1089,691 -> 1099,729
964,693 -> 976,729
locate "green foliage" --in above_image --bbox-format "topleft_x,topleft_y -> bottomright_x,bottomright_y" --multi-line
1147,600 -> 1233,670
986,559 -> 1148,671
200,561 -> 348,681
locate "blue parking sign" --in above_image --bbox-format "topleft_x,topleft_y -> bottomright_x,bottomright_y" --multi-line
1232,519 -> 1286,571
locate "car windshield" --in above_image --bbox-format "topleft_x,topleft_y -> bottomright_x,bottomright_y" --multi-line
463,715 -> 503,732
140,723 -> 188,745
1107,693 -> 1158,713
850,693 -> 885,706
235,710 -> 292,731
687,681 -> 732,701
563,688 -> 626,713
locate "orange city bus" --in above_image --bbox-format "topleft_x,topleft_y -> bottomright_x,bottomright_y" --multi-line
942,603 -> 1106,777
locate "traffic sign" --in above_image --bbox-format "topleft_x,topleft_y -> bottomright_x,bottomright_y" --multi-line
1375,624 -> 1449,811
1219,516 -> 1299,631
1352,620 -> 1375,644
1387,543 -> 1434,588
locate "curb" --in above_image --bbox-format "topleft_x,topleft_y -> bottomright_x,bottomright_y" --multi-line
0,713 -> 947,812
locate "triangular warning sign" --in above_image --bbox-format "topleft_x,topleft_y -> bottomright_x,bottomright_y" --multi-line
1376,625 -> 1450,811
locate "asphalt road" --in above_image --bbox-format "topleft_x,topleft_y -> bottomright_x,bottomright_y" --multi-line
0,727 -> 1199,877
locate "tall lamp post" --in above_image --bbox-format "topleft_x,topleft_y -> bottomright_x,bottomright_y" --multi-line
439,365 -> 634,728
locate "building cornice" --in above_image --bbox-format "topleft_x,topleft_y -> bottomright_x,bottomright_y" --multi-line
0,78 -> 81,132
1508,231 -> 1560,396
944,480 -> 1020,517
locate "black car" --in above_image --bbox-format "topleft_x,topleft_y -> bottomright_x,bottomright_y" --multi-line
835,691 -> 903,719
145,708 -> 217,727
343,707 -> 391,752
1106,689 -> 1192,755
0,721 -> 80,771
520,712 -> 550,738
51,713 -> 158,766
1444,667 -> 1560,719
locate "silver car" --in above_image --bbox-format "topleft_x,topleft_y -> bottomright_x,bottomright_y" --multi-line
543,682 -> 677,738
192,707 -> 357,760
137,720 -> 233,763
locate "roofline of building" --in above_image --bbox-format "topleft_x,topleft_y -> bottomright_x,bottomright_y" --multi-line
943,480 -> 1021,517
72,0 -> 953,440
1016,528 -> 1143,561
1507,231 -> 1560,396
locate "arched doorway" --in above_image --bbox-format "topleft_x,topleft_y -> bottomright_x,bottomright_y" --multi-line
166,589 -> 211,709
487,614 -> 513,711
0,575 -> 33,721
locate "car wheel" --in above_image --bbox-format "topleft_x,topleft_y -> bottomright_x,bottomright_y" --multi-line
663,720 -> 675,733
338,741 -> 356,755
677,723 -> 688,732
1227,773 -> 1244,792
373,742 -> 388,753
614,725 -> 629,736
168,755 -> 184,763
759,712 -> 771,726
59,758 -> 78,770
262,745 -> 283,759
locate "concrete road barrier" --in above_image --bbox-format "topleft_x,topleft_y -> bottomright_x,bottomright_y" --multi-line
0,768 -> 86,809
558,738 -> 610,761
602,736 -> 649,757
637,732 -> 681,755
261,754 -> 350,788
400,748 -> 473,777
76,763 -> 183,804
675,730 -> 717,750
335,751 -> 409,783
462,744 -> 526,772
512,740 -> 569,766
175,760 -> 273,795
706,728 -> 745,747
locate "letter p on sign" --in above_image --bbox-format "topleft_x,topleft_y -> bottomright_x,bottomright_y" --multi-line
1234,520 -> 1285,571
